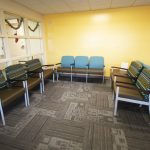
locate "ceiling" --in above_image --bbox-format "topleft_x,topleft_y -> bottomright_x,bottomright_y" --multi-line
13,0 -> 150,14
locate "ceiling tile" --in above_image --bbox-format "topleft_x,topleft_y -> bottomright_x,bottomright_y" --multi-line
13,0 -> 150,14
64,0 -> 90,11
133,0 -> 150,6
89,0 -> 111,10
111,0 -> 135,8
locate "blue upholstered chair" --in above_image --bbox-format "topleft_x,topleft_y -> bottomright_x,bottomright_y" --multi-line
74,56 -> 89,68
56,56 -> 75,81
88,56 -> 105,82
71,56 -> 89,82
89,56 -> 104,69
61,56 -> 74,68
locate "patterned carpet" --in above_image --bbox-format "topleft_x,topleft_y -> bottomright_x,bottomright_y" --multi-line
0,79 -> 150,150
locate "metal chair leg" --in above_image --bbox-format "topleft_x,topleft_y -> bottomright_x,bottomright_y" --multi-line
23,81 -> 29,106
41,72 -> 44,92
57,72 -> 59,81
53,73 -> 55,83
25,81 -> 30,106
114,87 -> 119,116
0,100 -> 5,126
86,74 -> 88,83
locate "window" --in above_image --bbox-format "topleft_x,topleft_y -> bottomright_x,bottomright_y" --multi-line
8,38 -> 26,57
30,39 -> 42,55
5,13 -> 25,36
0,11 -> 45,67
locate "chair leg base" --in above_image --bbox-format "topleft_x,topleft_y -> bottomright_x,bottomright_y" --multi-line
0,100 -> 5,126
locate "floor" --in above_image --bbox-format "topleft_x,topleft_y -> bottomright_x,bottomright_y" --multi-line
0,79 -> 150,150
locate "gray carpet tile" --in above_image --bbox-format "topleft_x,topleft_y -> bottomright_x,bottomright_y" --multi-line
0,80 -> 150,150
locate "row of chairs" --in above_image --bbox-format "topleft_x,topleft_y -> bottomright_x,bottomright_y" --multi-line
0,59 -> 54,125
111,61 -> 150,115
56,56 -> 105,82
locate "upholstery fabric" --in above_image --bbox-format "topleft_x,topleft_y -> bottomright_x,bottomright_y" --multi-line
88,68 -> 104,75
0,70 -> 7,89
61,56 -> 74,68
27,77 -> 41,90
0,87 -> 24,106
43,69 -> 53,79
57,67 -> 71,73
72,68 -> 88,74
89,56 -> 104,69
26,59 -> 42,72
114,85 -> 143,101
136,68 -> 150,101
114,77 -> 133,84
5,64 -> 27,80
75,56 -> 89,68
127,61 -> 143,80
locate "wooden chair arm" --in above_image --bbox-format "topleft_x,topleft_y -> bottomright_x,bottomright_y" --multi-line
111,66 -> 128,70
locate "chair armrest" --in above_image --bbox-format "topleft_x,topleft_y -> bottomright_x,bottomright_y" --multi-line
9,78 -> 27,82
28,69 -> 43,74
42,64 -> 55,70
111,66 -> 128,70
70,63 -> 75,66
113,74 -> 129,78
55,63 -> 61,65
42,64 -> 54,67
19,60 -> 27,63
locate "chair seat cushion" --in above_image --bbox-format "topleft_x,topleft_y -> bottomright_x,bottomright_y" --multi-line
114,85 -> 144,101
72,68 -> 88,74
88,69 -> 104,75
0,87 -> 24,106
43,69 -> 53,79
27,77 -> 41,90
57,67 -> 71,73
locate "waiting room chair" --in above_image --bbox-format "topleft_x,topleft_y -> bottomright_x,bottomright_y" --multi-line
111,61 -> 143,87
0,67 -> 28,126
113,68 -> 150,116
72,56 -> 89,82
56,56 -> 74,81
88,56 -> 105,83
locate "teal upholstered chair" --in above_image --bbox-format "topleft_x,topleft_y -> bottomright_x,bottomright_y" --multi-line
89,56 -> 104,69
71,56 -> 89,82
88,56 -> 105,82
74,56 -> 89,69
56,56 -> 74,81
61,56 -> 74,68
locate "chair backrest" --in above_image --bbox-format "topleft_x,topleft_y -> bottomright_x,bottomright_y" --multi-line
75,56 -> 89,68
61,56 -> 74,68
136,68 -> 150,101
5,64 -> 27,80
89,56 -> 104,69
0,70 -> 7,89
127,61 -> 143,80
26,59 -> 42,72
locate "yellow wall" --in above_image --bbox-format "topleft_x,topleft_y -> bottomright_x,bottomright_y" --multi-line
44,6 -> 150,76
